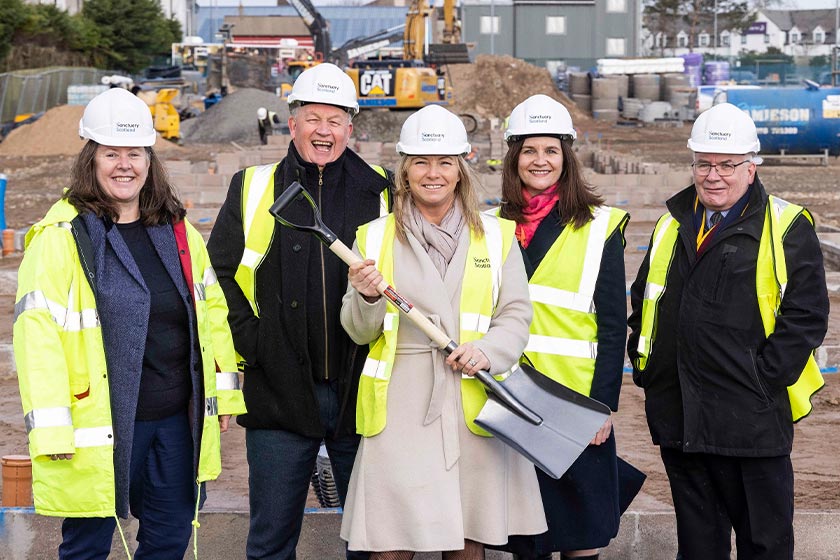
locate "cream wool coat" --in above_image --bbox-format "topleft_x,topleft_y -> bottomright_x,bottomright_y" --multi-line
339,223 -> 547,552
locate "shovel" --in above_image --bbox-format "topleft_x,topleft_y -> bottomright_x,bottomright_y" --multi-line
269,181 -> 611,479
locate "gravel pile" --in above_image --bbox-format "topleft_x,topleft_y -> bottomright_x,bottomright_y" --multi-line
180,88 -> 290,145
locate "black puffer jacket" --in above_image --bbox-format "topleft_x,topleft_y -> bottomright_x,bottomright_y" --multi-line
627,176 -> 828,457
208,144 -> 392,437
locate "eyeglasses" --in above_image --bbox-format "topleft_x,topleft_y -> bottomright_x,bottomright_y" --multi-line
692,160 -> 751,177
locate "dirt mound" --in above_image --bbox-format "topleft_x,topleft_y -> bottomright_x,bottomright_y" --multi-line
0,104 -> 183,157
447,54 -> 589,125
180,88 -> 290,145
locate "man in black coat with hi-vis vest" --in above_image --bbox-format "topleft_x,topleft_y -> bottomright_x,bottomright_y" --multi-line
208,63 -> 392,560
627,103 -> 828,560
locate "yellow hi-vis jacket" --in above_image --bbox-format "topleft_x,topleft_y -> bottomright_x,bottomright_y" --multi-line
634,195 -> 823,421
14,199 -> 246,517
524,206 -> 628,396
354,213 -> 516,437
232,161 -> 390,319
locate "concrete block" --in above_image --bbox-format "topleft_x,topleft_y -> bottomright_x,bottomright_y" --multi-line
638,174 -> 665,188
613,174 -> 641,187
169,173 -> 196,190
165,161 -> 192,175
588,173 -> 615,188
196,174 -> 230,189
216,153 -> 240,170
267,134 -> 291,147
190,161 -> 210,174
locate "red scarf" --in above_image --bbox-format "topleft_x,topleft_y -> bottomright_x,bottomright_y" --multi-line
516,184 -> 559,248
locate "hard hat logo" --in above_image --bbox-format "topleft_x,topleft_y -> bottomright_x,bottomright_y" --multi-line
528,114 -> 552,125
115,122 -> 141,134
421,132 -> 445,142
315,82 -> 340,94
707,131 -> 733,142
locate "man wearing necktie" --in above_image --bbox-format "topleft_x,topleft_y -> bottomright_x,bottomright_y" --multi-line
627,103 -> 829,560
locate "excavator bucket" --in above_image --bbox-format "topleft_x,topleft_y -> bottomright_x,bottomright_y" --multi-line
426,43 -> 471,65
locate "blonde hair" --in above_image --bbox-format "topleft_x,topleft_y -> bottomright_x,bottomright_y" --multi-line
392,154 -> 484,243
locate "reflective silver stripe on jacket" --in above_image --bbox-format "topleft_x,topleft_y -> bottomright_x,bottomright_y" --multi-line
205,396 -> 218,417
25,407 -> 73,434
14,291 -> 100,331
74,426 -> 113,448
362,357 -> 389,379
216,371 -> 240,391
525,334 -> 598,360
528,207 -> 611,314
193,267 -> 219,302
243,164 -> 276,240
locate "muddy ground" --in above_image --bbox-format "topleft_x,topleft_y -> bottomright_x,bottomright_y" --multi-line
0,118 -> 838,514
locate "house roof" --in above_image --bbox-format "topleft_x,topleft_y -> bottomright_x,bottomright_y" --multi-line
762,9 -> 837,38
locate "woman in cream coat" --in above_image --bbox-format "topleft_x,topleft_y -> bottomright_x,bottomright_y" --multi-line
339,105 -> 546,560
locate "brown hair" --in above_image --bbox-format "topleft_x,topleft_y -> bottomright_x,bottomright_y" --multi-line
499,137 -> 603,230
393,155 -> 484,243
64,140 -> 185,225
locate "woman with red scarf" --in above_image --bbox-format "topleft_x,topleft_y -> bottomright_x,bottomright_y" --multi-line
496,95 -> 632,560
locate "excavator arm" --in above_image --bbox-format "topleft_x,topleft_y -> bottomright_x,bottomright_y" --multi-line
287,0 -> 331,60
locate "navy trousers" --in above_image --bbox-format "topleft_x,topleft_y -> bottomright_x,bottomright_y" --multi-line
59,411 -> 195,560
660,448 -> 794,560
245,381 -> 366,560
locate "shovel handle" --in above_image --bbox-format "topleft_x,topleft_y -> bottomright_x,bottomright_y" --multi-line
331,239 -> 541,426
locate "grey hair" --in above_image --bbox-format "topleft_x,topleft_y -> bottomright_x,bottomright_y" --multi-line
289,102 -> 354,123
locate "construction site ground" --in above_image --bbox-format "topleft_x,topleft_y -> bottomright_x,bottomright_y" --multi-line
1,55 -> 839,557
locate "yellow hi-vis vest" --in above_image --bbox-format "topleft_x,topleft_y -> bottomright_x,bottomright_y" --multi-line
233,163 -> 390,340
524,206 -> 628,396
355,213 -> 516,437
634,195 -> 824,422
14,199 -> 246,517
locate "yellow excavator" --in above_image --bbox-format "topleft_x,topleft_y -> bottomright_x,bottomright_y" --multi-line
285,0 -> 469,109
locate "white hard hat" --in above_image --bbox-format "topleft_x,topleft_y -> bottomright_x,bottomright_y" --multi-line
257,107 -> 268,120
287,63 -> 359,116
688,102 -> 760,154
504,94 -> 577,143
79,88 -> 156,147
396,105 -> 471,156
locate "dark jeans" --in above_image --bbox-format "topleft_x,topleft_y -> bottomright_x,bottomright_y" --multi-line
246,381 -> 366,560
59,411 -> 194,560
660,448 -> 794,560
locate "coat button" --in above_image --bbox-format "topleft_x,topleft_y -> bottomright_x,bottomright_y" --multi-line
290,300 -> 299,308
293,244 -> 302,252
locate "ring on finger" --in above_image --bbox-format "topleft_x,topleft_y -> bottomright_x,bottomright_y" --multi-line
468,359 -> 477,367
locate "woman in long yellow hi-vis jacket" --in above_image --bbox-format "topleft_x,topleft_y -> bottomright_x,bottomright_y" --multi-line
13,88 -> 245,560
338,105 -> 546,560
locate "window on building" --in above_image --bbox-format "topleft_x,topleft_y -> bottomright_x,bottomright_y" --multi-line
677,32 -> 688,47
764,33 -> 770,44
721,31 -> 730,46
790,31 -> 800,43
741,33 -> 747,45
814,29 -> 825,43
480,15 -> 500,35
606,37 -> 626,56
607,0 -> 626,13
546,16 -> 566,35
698,33 -> 710,47
655,33 -> 668,48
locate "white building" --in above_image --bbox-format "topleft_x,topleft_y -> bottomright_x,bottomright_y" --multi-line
643,8 -> 838,59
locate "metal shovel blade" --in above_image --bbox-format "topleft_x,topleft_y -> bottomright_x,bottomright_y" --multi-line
474,362 -> 611,479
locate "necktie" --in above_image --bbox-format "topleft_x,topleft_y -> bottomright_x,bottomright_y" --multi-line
710,212 -> 722,228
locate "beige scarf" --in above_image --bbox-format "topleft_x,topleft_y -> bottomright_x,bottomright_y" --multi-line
405,199 -> 466,278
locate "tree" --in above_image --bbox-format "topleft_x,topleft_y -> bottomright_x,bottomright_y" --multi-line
644,0 -> 754,54
0,0 -> 28,62
81,0 -> 181,73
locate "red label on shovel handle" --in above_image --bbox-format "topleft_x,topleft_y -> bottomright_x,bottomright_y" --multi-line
383,286 -> 413,314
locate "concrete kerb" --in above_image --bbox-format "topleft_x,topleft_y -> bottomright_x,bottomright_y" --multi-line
2,508 -> 840,559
